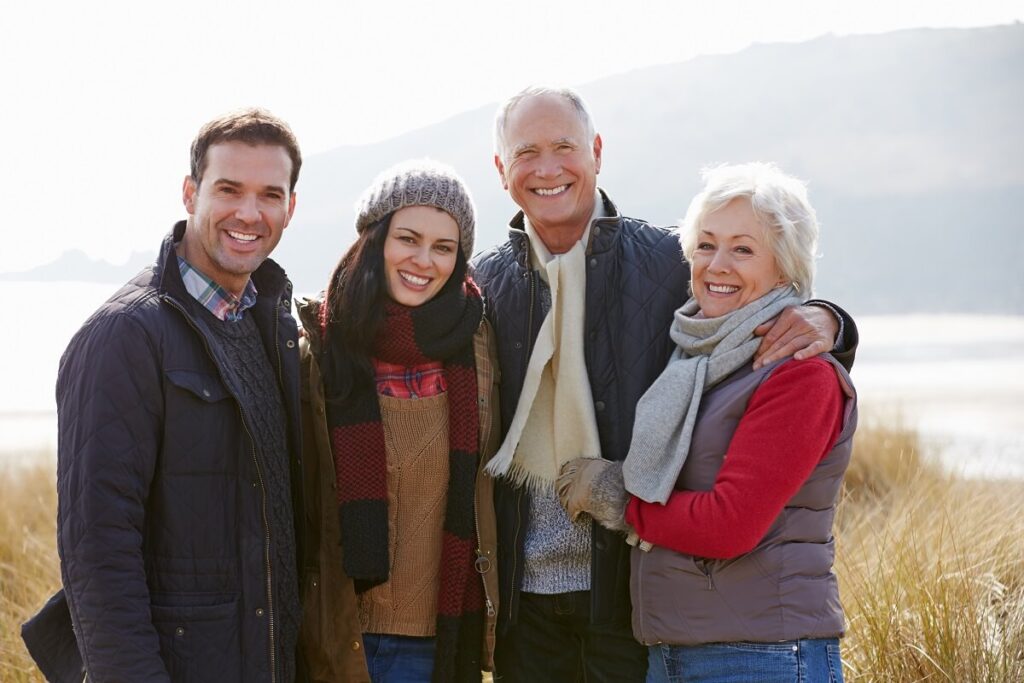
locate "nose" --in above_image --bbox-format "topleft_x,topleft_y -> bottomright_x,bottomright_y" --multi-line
411,245 -> 432,268
534,152 -> 562,179
708,249 -> 731,273
234,194 -> 260,224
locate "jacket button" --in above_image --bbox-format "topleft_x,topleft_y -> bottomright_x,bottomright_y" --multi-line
352,641 -> 361,651
286,340 -> 296,349
514,342 -> 522,349
596,540 -> 607,550
593,226 -> 601,236
175,627 -> 185,637
256,608 -> 264,617
202,388 -> 211,398
589,258 -> 598,268
311,579 -> 318,588
595,401 -> 605,412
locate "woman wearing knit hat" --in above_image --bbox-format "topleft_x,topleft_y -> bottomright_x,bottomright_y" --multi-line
296,160 -> 500,683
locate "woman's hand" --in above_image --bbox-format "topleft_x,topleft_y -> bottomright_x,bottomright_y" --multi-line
556,458 -> 631,532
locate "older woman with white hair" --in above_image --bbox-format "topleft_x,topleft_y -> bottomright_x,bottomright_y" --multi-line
557,162 -> 857,682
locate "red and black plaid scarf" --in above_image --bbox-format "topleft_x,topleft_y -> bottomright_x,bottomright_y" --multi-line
321,275 -> 485,682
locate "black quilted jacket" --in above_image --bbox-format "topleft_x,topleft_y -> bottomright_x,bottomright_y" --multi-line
41,221 -> 304,682
471,191 -> 691,629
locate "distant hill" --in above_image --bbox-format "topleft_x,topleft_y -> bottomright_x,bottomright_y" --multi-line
8,24 -> 1023,314
0,249 -> 155,284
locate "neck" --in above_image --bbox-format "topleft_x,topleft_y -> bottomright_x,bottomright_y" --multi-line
531,222 -> 588,255
175,240 -> 249,298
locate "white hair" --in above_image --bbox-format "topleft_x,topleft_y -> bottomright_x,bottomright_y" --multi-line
679,162 -> 820,296
493,85 -> 597,161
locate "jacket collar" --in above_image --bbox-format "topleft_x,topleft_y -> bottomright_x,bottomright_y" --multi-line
296,296 -> 324,355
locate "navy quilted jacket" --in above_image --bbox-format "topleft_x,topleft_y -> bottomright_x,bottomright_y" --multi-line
471,191 -> 691,628
47,221 -> 304,682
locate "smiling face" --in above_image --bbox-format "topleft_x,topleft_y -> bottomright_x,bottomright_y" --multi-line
691,197 -> 786,318
383,205 -> 461,307
495,93 -> 602,253
179,141 -> 296,296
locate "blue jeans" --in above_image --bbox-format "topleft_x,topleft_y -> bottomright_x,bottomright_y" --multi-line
646,638 -> 844,683
362,633 -> 436,683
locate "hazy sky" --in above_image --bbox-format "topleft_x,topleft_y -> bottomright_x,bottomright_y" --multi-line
2,0 -> 1020,273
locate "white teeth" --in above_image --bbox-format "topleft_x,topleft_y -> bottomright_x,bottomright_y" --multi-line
227,231 -> 258,242
534,185 -> 568,196
709,284 -> 739,294
400,271 -> 429,286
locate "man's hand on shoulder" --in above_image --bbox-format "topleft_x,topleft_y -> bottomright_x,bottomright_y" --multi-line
752,304 -> 838,369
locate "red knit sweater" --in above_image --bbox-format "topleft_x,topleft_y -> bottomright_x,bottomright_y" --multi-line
625,357 -> 845,560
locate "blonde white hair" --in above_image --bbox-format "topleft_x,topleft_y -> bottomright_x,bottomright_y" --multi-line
679,162 -> 820,295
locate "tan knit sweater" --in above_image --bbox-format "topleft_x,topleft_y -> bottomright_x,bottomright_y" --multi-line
357,392 -> 449,636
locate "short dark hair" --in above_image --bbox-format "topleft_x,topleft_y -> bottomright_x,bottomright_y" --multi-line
190,108 -> 302,192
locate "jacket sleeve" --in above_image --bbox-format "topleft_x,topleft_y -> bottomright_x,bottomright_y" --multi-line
806,298 -> 859,371
56,311 -> 172,682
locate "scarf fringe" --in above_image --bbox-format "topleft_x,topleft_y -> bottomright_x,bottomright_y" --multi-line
487,459 -> 559,496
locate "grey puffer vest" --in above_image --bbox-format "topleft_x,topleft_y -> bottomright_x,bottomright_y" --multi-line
630,355 -> 857,646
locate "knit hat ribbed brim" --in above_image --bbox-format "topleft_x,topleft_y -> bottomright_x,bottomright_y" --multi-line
354,159 -> 476,260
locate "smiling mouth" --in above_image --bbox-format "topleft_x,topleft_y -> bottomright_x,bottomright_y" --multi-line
399,270 -> 431,287
707,283 -> 740,294
227,230 -> 260,243
532,184 -> 570,197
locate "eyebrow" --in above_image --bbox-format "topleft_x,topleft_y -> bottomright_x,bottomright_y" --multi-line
211,178 -> 288,195
392,227 -> 458,243
700,229 -> 759,240
510,143 -> 537,156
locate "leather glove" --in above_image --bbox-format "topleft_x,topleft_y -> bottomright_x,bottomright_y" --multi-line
556,458 -> 630,532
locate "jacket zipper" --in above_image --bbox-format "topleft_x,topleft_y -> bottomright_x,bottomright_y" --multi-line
240,410 -> 277,682
164,295 -> 278,683
473,496 -> 496,618
509,268 -> 536,621
473,342 -> 497,619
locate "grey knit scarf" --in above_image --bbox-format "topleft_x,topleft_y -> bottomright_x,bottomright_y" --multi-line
622,286 -> 804,504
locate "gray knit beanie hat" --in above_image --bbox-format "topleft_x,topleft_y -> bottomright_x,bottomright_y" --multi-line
354,159 -> 476,260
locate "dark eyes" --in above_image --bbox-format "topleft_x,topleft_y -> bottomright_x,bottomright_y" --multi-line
696,242 -> 754,255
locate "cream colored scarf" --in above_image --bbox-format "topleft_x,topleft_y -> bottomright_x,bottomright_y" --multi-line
484,221 -> 602,491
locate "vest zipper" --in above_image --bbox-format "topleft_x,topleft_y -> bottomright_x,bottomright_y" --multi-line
164,295 -> 278,683
695,558 -> 715,591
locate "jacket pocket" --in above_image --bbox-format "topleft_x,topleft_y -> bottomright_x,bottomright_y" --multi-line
163,370 -> 238,475
151,597 -> 241,683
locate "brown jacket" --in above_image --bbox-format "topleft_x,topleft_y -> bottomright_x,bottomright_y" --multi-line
295,298 -> 501,682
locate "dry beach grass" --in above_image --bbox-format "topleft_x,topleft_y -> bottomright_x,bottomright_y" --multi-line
2,417 -> 1023,682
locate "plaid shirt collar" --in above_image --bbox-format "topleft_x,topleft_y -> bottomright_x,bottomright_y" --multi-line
177,256 -> 258,322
